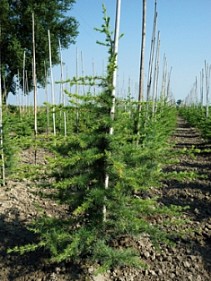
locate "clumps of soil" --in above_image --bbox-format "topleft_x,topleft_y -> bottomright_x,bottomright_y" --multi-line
0,117 -> 211,280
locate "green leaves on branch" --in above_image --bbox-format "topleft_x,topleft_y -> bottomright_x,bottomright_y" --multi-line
0,0 -> 78,100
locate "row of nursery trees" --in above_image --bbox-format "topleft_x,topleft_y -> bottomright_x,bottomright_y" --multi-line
0,0 -> 174,181
2,0 -> 189,272
179,60 -> 211,140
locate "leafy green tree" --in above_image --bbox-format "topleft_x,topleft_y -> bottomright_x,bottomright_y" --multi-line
0,0 -> 78,102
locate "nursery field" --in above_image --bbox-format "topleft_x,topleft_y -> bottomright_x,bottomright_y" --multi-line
0,115 -> 210,281
1,1 -> 211,280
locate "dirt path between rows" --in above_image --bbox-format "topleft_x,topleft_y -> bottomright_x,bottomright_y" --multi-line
0,116 -> 210,280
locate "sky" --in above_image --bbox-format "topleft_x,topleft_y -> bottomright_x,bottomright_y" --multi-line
7,0 -> 211,105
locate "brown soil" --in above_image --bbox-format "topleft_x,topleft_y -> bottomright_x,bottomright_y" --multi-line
0,117 -> 211,280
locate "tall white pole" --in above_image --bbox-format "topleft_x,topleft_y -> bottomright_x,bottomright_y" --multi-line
59,39 -> 67,136
22,50 -> 26,112
135,0 -> 147,139
109,0 -> 121,135
0,25 -> 5,186
32,13 -> 37,136
138,0 -> 147,104
104,0 -> 121,222
32,12 -> 38,165
48,29 -> 56,136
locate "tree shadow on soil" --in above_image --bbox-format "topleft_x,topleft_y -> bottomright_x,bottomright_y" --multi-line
161,117 -> 211,272
159,169 -> 211,275
174,133 -> 201,138
0,207 -> 84,281
158,179 -> 211,275
178,160 -> 211,171
160,180 -> 211,218
159,118 -> 211,275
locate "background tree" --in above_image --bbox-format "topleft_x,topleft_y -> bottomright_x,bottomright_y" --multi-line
0,0 -> 78,102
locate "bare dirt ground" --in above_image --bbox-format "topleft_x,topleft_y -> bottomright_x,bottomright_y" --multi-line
0,117 -> 210,280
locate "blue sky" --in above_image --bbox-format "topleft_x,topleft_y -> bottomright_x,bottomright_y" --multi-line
8,0 -> 211,104
65,0 -> 211,102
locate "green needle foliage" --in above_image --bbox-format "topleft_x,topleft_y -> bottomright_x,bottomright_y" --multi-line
8,6 -> 185,273
179,105 -> 211,139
